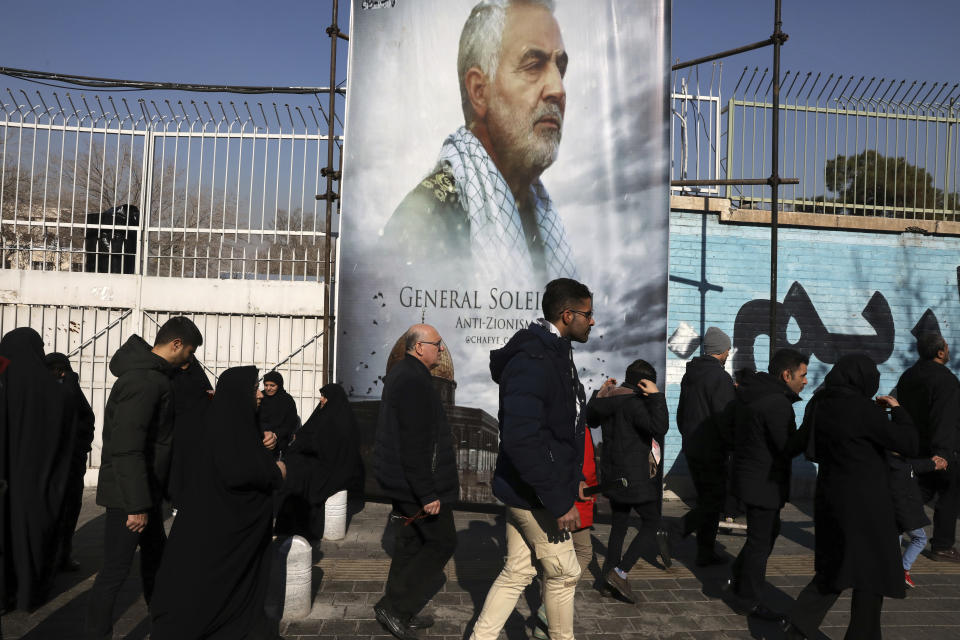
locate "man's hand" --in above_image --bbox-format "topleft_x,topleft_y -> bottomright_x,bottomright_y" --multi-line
577,480 -> 589,501
876,395 -> 899,409
933,455 -> 949,471
262,431 -> 278,450
423,500 -> 441,515
637,379 -> 659,395
556,505 -> 581,540
276,460 -> 287,479
126,513 -> 148,534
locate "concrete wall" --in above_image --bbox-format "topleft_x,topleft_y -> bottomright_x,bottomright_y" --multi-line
663,198 -> 960,496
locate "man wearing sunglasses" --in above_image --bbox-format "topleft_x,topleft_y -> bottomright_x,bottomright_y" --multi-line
471,277 -> 593,640
373,324 -> 459,640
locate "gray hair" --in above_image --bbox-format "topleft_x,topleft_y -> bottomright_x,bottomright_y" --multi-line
457,0 -> 556,125
404,327 -> 425,352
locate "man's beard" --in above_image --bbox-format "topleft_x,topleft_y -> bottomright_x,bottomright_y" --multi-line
487,97 -> 563,178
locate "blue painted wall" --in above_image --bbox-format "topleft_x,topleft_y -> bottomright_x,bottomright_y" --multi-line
663,210 -> 960,478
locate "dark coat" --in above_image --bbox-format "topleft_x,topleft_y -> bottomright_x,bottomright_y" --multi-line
804,354 -> 918,598
888,453 -> 932,533
585,384 -> 667,504
96,335 -> 175,513
285,383 -> 362,504
258,384 -> 300,459
895,359 -> 960,459
0,328 -> 72,611
373,355 -> 459,505
167,359 -> 213,510
489,323 -> 585,518
677,355 -> 736,463
150,367 -> 284,639
732,370 -> 803,509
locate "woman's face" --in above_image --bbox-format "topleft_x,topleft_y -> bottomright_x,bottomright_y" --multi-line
263,381 -> 279,396
318,394 -> 328,409
255,385 -> 264,408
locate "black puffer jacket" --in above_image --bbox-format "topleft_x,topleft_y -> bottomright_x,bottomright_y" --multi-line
676,355 -> 736,462
373,354 -> 458,505
489,323 -> 585,518
96,335 -> 175,513
732,370 -> 803,509
585,384 -> 667,504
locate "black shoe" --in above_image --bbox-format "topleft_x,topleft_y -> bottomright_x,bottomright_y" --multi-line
782,619 -> 808,639
747,603 -> 784,622
603,570 -> 637,604
695,552 -> 729,567
929,547 -> 960,563
656,529 -> 672,568
374,604 -> 419,640
408,614 -> 434,630
59,558 -> 81,572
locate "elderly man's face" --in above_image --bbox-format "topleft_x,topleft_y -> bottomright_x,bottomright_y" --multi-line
487,3 -> 567,177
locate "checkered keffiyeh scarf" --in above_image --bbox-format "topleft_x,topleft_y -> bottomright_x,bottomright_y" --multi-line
436,126 -> 578,286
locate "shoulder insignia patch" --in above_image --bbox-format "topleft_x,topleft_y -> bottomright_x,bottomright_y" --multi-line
420,170 -> 459,204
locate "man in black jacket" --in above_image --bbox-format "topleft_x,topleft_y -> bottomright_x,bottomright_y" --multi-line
470,278 -> 592,640
46,353 -> 96,573
677,326 -> 736,566
728,348 -> 808,621
373,324 -> 459,640
896,331 -> 960,562
586,359 -> 669,603
85,317 -> 202,640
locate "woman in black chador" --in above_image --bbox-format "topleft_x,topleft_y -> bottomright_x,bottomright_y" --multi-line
276,383 -> 362,541
0,328 -> 71,611
167,355 -> 213,511
785,354 -> 917,640
150,366 -> 286,640
258,371 -> 300,460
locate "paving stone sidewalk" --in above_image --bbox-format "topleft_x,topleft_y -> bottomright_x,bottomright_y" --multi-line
5,489 -> 960,639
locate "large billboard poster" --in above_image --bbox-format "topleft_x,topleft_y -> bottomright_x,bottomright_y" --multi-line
336,0 -> 670,503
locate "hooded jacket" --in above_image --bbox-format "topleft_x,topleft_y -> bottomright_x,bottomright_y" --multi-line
676,355 -> 736,462
585,383 -> 667,504
96,335 -> 175,513
732,370 -> 803,509
489,322 -> 585,518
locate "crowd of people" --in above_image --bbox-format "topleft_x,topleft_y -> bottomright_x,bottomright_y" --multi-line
0,279 -> 956,640
0,317 -> 362,640
374,278 -> 959,640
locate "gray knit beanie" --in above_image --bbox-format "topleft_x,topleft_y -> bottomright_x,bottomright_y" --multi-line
702,327 -> 731,355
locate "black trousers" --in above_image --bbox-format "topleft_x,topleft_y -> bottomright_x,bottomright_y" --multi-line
682,456 -> 727,556
731,504 -> 781,606
85,506 -> 166,639
918,460 -> 960,551
379,501 -> 457,620
606,499 -> 661,572
789,575 -> 884,640
58,458 -> 87,565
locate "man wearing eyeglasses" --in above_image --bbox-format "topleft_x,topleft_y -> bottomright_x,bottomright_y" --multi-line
470,278 -> 593,640
373,324 -> 459,640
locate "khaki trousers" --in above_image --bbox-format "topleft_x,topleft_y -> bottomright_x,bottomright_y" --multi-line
470,506 -> 581,640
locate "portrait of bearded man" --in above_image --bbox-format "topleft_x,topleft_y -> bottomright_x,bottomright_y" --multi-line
381,0 -> 578,288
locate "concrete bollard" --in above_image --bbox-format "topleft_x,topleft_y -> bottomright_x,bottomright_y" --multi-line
323,489 -> 348,540
265,535 -> 313,621
282,535 -> 313,620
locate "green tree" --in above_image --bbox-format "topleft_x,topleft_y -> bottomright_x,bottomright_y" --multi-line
802,151 -> 959,219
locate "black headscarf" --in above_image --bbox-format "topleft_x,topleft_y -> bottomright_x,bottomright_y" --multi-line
0,327 -> 71,610
285,383 -> 362,503
804,354 -> 880,460
150,366 -> 283,639
45,352 -> 95,461
258,371 -> 300,457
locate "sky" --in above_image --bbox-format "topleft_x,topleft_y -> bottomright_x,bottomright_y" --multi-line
0,0 -> 956,99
